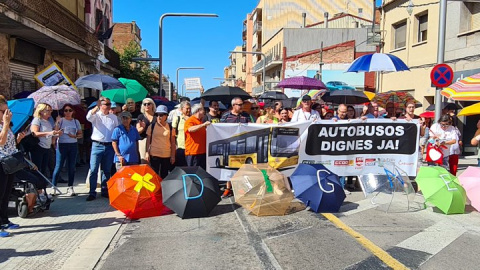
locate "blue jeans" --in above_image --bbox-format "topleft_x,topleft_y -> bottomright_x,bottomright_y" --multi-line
88,142 -> 114,197
52,143 -> 78,186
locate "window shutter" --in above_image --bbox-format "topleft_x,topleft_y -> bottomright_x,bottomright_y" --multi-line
471,3 -> 480,30
394,22 -> 406,49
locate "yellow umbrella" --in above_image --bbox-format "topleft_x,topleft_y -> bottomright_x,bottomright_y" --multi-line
458,102 -> 480,116
364,91 -> 375,101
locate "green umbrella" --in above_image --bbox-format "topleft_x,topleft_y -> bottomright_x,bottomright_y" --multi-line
416,166 -> 466,215
101,78 -> 148,103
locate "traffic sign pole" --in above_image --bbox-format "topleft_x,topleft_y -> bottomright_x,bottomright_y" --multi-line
435,0 -> 447,122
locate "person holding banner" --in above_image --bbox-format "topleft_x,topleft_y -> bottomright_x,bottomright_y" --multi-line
290,95 -> 320,122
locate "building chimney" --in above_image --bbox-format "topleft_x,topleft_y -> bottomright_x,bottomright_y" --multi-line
324,12 -> 329,28
302,12 -> 306,28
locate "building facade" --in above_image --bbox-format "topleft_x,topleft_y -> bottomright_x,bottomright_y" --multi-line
0,0 -> 119,99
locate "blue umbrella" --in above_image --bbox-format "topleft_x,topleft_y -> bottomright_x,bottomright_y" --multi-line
75,74 -> 126,91
7,98 -> 35,134
290,163 -> 346,213
346,53 -> 410,73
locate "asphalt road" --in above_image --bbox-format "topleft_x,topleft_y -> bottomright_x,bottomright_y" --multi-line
97,173 -> 480,270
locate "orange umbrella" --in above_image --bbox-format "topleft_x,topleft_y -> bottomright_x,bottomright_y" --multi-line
108,164 -> 166,219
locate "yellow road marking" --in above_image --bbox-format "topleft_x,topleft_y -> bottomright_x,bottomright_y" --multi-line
322,213 -> 410,270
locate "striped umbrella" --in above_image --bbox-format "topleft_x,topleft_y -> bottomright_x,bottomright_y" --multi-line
441,73 -> 480,101
372,91 -> 421,109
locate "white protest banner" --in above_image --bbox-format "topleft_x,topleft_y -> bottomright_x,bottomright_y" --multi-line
300,119 -> 419,176
184,77 -> 202,90
206,122 -> 311,181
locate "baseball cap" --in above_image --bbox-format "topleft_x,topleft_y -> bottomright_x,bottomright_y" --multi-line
301,95 -> 312,101
119,111 -> 132,118
155,105 -> 168,114
110,101 -> 117,108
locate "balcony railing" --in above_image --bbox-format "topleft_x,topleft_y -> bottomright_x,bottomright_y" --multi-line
254,21 -> 262,33
1,0 -> 100,53
252,85 -> 264,95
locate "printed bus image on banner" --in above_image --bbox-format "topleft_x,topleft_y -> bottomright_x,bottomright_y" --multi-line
299,119 -> 420,176
207,122 -> 311,181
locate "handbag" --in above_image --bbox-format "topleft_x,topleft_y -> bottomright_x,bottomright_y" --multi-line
0,151 -> 26,174
425,143 -> 443,165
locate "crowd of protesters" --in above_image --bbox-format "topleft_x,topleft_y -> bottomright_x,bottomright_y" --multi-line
1,92 -> 479,237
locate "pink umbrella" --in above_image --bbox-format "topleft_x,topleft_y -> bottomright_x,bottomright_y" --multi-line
28,85 -> 81,110
277,76 -> 327,90
459,166 -> 480,211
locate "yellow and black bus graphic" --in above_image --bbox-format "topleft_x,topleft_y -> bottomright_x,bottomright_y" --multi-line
208,127 -> 300,169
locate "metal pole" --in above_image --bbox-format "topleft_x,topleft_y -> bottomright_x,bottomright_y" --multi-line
435,0 -> 447,122
159,13 -> 218,96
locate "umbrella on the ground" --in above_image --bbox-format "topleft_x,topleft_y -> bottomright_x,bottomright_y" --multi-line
321,89 -> 370,104
458,166 -> 480,211
290,163 -> 345,213
346,53 -> 410,72
458,102 -> 480,116
441,72 -> 480,101
230,164 -> 294,216
13,91 -> 33,99
108,164 -> 165,219
201,86 -> 251,106
6,98 -> 34,134
101,78 -> 148,103
372,91 -> 422,109
425,102 -> 460,111
419,111 -> 435,118
162,166 -> 221,219
75,74 -> 126,91
277,76 -> 327,90
28,85 -> 81,110
258,91 -> 288,100
416,166 -> 466,214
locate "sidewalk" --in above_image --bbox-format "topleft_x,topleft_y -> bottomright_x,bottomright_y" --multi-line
0,165 -> 125,270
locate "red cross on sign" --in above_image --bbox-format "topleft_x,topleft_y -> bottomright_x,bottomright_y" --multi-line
430,64 -> 454,88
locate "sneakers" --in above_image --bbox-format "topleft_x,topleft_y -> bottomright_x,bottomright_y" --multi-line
2,222 -> 20,230
221,188 -> 233,198
66,187 -> 77,197
0,229 -> 10,238
86,195 -> 96,201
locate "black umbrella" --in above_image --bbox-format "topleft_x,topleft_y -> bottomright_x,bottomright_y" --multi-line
75,74 -> 126,91
322,90 -> 370,104
162,167 -> 221,219
201,86 -> 251,106
426,102 -> 460,111
258,91 -> 288,100
281,97 -> 299,109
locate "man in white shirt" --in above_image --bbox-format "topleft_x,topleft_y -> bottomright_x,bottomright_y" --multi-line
86,97 -> 119,201
290,95 -> 320,122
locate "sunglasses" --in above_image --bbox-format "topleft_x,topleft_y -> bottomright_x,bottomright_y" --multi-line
441,123 -> 451,128
102,103 -> 112,106
234,103 -> 243,106
251,107 -> 259,110
64,109 -> 73,112
143,103 -> 152,106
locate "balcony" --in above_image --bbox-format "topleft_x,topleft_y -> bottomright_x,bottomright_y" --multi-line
242,63 -> 246,72
254,21 -> 262,33
242,29 -> 246,40
0,0 -> 100,58
252,85 -> 264,95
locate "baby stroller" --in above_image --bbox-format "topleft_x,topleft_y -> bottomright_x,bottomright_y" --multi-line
9,158 -> 60,218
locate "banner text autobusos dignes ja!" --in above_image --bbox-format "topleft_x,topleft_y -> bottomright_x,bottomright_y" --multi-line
305,122 -> 418,156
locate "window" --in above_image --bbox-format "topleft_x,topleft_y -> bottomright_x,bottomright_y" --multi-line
417,13 -> 428,42
466,2 -> 480,31
393,21 -> 407,49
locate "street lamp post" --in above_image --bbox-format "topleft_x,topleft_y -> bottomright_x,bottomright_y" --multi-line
176,67 -> 204,97
159,13 -> 218,97
229,51 -> 266,94
435,0 -> 447,122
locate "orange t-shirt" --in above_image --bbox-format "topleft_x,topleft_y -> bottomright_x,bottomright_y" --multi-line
184,116 -> 206,155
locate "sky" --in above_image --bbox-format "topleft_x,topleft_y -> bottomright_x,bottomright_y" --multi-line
113,0 -> 383,95
113,0 -> 258,94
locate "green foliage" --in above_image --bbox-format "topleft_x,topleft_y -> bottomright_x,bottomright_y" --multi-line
115,42 -> 159,94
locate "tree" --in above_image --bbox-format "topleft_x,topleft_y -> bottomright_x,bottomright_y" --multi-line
115,42 -> 159,95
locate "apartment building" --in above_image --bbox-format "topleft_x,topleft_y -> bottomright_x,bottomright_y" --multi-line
380,0 -> 480,153
236,0 -> 375,95
0,0 -> 120,98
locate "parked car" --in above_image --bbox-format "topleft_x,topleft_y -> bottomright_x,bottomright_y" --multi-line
326,81 -> 356,91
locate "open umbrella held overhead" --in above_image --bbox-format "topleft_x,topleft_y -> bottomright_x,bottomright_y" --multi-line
277,76 -> 327,90
201,86 -> 251,106
75,74 -> 126,91
101,78 -> 148,103
346,53 -> 410,72
7,98 -> 35,134
28,85 -> 81,110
